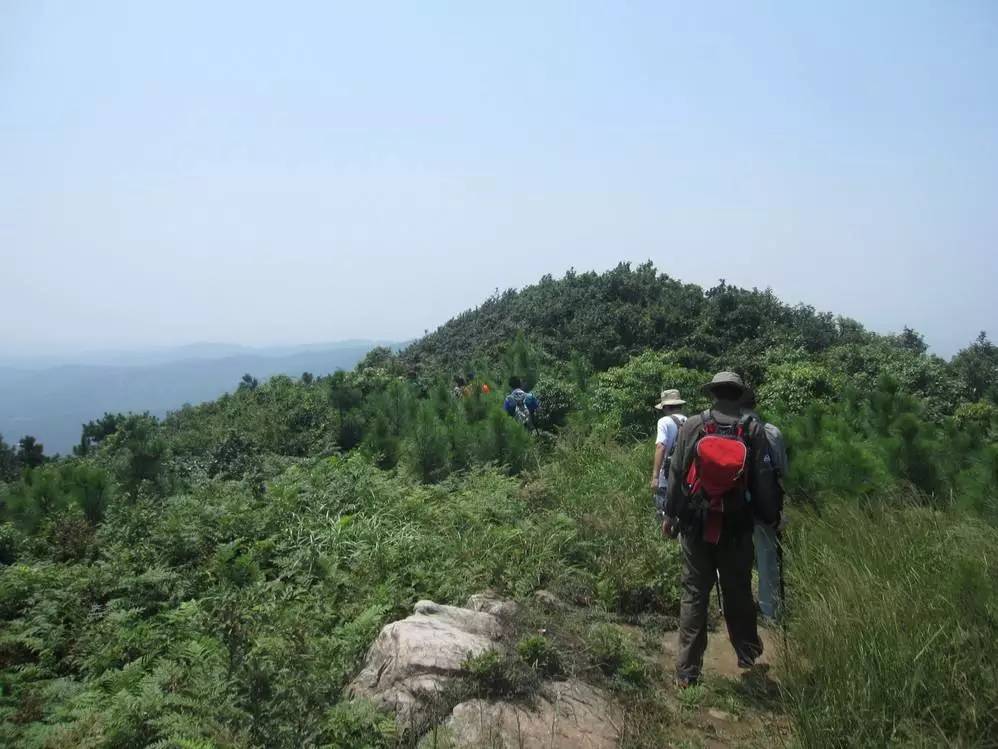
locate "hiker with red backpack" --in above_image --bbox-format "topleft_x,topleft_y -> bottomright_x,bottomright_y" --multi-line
662,372 -> 780,687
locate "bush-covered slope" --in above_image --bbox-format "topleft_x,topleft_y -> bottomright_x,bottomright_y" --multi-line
1,266 -> 996,748
405,263 -> 932,375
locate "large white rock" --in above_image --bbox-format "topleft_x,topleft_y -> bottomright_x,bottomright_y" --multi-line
438,680 -> 621,748
348,596 -> 621,747
347,600 -> 506,724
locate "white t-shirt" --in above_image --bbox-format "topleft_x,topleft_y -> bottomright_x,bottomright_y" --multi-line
656,413 -> 687,488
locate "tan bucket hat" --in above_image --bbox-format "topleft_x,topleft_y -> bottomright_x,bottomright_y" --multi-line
654,388 -> 687,410
703,371 -> 746,395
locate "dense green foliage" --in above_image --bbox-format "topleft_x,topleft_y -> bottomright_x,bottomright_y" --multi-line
403,264 -> 991,407
0,438 -> 674,747
1,264 -> 996,747
0,436 -> 50,484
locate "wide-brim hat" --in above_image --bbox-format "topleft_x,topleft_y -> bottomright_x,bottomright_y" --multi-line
654,388 -> 687,410
703,371 -> 746,395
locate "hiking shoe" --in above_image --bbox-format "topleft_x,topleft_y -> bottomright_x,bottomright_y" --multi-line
737,655 -> 755,669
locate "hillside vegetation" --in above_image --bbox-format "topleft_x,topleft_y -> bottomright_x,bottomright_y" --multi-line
0,342 -> 381,455
1,264 -> 996,748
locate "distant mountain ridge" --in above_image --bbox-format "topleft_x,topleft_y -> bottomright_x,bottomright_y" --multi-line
0,341 -> 392,454
0,340 -> 397,370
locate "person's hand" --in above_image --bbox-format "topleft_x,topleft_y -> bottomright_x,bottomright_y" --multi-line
660,516 -> 679,539
650,477 -> 659,492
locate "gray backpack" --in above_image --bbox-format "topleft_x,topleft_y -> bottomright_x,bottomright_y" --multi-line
663,414 -> 686,475
511,390 -> 533,428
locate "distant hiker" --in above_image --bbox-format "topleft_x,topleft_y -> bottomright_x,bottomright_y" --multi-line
504,377 -> 539,428
741,388 -> 788,623
453,376 -> 467,399
651,389 -> 688,516
663,372 -> 780,687
467,371 -> 492,396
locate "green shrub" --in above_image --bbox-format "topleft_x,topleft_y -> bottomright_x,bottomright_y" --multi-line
532,375 -> 574,431
758,361 -> 841,414
613,656 -> 649,689
212,542 -> 261,587
0,462 -> 112,534
207,430 -> 260,480
477,408 -> 531,474
103,413 -> 168,494
889,412 -> 939,494
783,406 -> 892,498
516,634 -> 561,677
676,683 -> 706,711
589,352 -> 708,440
322,699 -> 397,749
584,623 -> 646,686
462,649 -> 538,700
406,402 -> 451,483
0,523 -> 22,565
594,550 -> 675,616
953,399 -> 998,438
954,444 -> 998,523
43,508 -> 94,562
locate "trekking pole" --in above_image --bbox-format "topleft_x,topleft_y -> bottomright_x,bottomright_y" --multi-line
776,532 -> 788,651
715,570 -> 723,617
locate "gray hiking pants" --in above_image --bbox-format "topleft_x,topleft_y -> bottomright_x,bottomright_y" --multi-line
753,522 -> 782,620
676,529 -> 762,682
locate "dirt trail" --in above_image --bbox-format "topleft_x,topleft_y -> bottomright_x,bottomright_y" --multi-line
655,626 -> 791,748
660,626 -> 782,681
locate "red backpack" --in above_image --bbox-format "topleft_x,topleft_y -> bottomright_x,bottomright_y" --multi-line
684,412 -> 753,543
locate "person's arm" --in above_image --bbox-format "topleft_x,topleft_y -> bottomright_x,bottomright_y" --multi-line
651,418 -> 669,491
503,396 -> 514,415
651,443 -> 666,491
526,393 -> 539,413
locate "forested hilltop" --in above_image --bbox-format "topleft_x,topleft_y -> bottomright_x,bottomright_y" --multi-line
406,263 -> 976,388
1,263 -> 996,748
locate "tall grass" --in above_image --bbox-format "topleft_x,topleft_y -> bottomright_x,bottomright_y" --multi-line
782,496 -> 998,747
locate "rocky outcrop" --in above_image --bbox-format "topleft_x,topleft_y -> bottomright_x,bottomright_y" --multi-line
466,591 -> 521,620
347,598 -> 509,725
439,679 -> 620,748
347,594 -> 621,747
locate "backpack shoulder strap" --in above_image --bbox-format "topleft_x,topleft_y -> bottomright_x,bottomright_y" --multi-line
701,410 -> 717,435
735,412 -> 756,439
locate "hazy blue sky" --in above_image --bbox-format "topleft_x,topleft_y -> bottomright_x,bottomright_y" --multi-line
2,1 -> 995,358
